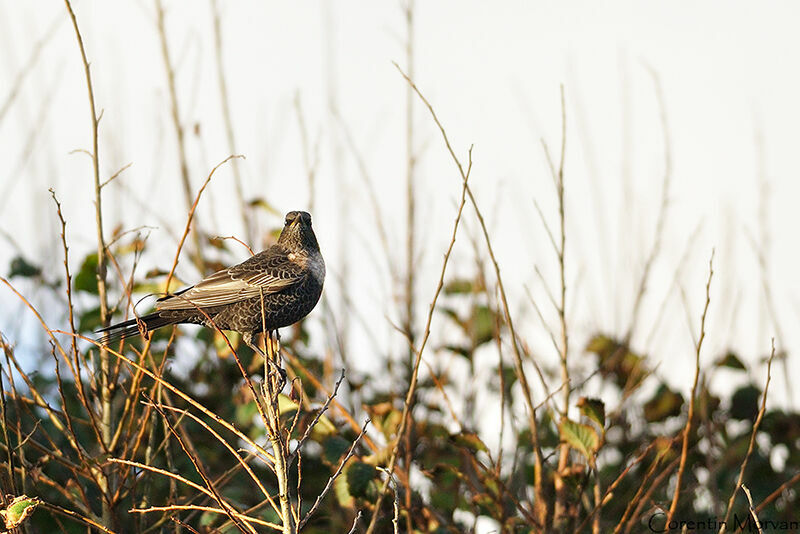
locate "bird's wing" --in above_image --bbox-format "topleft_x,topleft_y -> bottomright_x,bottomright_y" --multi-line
155,248 -> 305,311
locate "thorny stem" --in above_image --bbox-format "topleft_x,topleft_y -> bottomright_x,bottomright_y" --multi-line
364,142 -> 472,533
403,0 -> 417,373
62,0 -> 114,527
391,63 -> 546,528
401,3 -> 417,532
666,250 -> 714,525
718,340 -> 775,533
550,85 -> 572,528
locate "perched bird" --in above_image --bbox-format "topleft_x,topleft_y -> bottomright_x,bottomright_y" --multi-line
98,211 -> 325,358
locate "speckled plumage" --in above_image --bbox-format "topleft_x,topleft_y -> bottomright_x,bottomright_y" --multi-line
98,211 -> 324,345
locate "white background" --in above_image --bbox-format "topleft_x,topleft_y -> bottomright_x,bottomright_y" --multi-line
2,2 -> 799,414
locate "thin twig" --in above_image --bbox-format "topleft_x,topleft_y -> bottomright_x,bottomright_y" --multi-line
741,485 -> 764,534
719,340 -> 775,533
63,0 -> 114,524
151,403 -> 254,534
297,418 -> 369,530
165,154 -> 244,290
364,131 -> 473,533
289,368 -> 346,462
666,250 -> 714,525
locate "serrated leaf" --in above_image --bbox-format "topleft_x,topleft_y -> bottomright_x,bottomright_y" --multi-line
1,495 -> 41,530
577,397 -> 605,428
559,419 -> 599,461
309,412 -> 336,439
334,465 -> 355,507
8,256 -> 40,279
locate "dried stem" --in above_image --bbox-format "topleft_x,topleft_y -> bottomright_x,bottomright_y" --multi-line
297,418 -> 369,530
390,62 -> 546,527
546,84 -> 572,527
718,340 -> 775,533
666,250 -> 714,525
364,135 -> 472,533
62,1 -> 115,526
165,154 -> 244,291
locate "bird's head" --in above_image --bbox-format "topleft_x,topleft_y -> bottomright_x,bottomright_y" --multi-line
278,210 -> 320,252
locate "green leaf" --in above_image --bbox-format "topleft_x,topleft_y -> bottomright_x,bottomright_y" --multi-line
277,394 -> 299,422
334,461 -> 378,506
444,278 -> 474,295
322,436 -> 352,465
345,461 -> 378,499
559,419 -> 599,461
715,351 -> 747,371
74,253 -> 99,294
235,401 -> 258,426
2,495 -> 41,530
442,344 -> 472,359
249,197 -> 281,215
452,431 -> 488,453
731,384 -> 761,421
472,305 -> 496,346
334,465 -> 354,507
78,306 -> 103,332
309,412 -> 337,439
577,397 -> 605,429
587,333 -> 648,390
643,384 -> 684,422
8,256 -> 40,278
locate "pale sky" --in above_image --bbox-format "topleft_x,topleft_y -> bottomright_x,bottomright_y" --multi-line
2,2 -> 800,413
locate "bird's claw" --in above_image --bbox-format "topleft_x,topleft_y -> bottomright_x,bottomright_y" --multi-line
265,357 -> 287,392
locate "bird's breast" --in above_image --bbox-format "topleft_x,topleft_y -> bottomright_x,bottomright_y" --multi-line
306,251 -> 326,286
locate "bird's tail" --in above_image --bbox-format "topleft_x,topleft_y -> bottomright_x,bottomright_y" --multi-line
96,312 -> 178,345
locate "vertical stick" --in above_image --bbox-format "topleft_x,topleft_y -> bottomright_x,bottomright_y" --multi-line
403,0 -> 417,371
666,251 -> 714,525
265,330 -> 296,534
62,1 -> 114,528
553,85 -> 571,528
401,3 -> 416,531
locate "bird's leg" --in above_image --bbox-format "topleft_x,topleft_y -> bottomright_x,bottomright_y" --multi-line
243,331 -> 268,359
266,329 -> 287,392
246,331 -> 286,394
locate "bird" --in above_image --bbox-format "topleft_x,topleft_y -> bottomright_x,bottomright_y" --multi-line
97,210 -> 325,361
